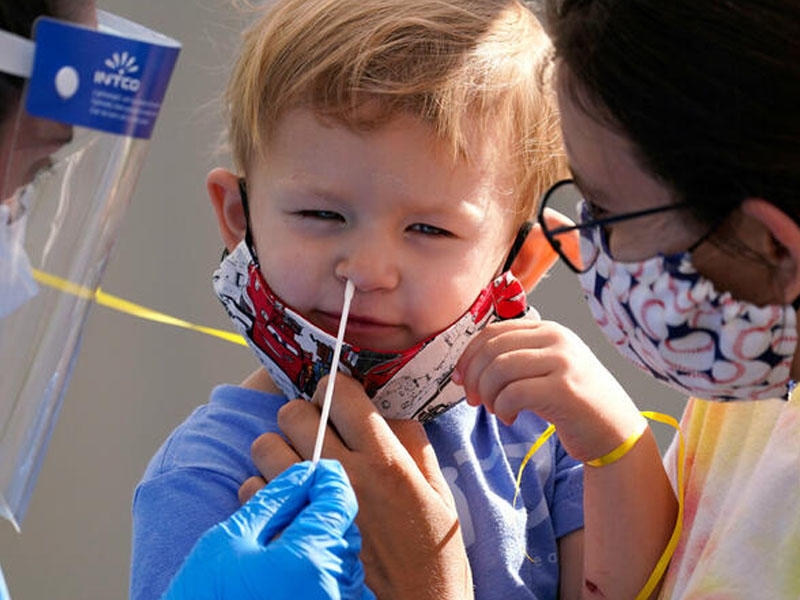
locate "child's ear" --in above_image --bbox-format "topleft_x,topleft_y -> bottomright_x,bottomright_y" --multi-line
508,212 -> 581,293
741,198 -> 800,303
207,168 -> 247,252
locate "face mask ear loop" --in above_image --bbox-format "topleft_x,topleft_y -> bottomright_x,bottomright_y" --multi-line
237,177 -> 261,268
501,221 -> 534,273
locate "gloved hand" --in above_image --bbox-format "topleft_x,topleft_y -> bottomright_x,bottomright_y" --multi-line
162,459 -> 374,600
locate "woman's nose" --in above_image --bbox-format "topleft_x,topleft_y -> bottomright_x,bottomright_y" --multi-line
334,236 -> 400,292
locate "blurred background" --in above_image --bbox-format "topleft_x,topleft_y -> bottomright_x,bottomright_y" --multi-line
0,1 -> 684,597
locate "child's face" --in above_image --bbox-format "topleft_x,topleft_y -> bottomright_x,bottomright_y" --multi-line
244,108 -> 519,352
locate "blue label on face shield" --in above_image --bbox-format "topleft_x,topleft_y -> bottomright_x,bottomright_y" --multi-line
24,17 -> 180,139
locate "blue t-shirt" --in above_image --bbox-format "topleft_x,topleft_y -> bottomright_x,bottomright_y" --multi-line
130,385 -> 583,599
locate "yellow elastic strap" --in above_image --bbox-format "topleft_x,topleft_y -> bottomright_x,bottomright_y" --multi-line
514,411 -> 684,600
32,268 -> 247,347
512,423 -> 555,509
585,417 -> 649,467
635,410 -> 684,600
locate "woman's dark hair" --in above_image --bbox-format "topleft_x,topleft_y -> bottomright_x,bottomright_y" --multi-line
545,0 -> 800,225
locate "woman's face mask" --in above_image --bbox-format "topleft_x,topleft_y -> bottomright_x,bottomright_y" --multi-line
213,239 -> 530,421
0,188 -> 38,318
578,219 -> 798,400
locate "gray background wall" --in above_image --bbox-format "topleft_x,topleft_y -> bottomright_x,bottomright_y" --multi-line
0,2 -> 684,598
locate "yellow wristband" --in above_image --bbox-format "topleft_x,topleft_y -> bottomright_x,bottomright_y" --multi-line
585,418 -> 648,467
514,412 -> 684,600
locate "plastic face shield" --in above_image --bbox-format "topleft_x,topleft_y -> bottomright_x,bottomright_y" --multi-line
0,11 -> 179,529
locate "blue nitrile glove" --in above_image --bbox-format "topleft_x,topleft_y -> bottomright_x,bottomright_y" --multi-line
162,459 -> 375,600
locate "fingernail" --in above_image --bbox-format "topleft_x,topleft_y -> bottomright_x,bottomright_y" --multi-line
451,369 -> 463,385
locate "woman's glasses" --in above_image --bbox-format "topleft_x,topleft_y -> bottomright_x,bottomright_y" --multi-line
536,179 -> 688,273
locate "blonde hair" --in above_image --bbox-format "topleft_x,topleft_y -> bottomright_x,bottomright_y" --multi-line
225,0 -> 565,221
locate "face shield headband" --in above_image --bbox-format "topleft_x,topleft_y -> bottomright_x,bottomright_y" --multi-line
0,12 -> 180,529
212,180 -> 532,422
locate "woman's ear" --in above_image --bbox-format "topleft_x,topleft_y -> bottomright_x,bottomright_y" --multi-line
207,168 -> 247,252
508,211 -> 581,293
741,198 -> 800,303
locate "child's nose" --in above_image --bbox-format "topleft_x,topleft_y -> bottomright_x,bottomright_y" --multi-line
334,237 -> 400,292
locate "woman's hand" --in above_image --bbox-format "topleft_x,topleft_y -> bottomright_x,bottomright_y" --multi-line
241,374 -> 474,600
167,459 -> 373,600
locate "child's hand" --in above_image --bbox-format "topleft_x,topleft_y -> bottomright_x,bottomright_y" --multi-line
453,318 -> 645,463
243,374 -> 475,600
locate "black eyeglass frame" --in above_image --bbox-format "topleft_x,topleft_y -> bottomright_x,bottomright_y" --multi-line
537,179 -> 689,273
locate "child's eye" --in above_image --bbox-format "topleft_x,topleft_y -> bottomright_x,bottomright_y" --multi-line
407,222 -> 453,237
294,210 -> 345,222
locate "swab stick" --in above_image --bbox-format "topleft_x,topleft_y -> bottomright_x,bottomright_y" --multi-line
311,279 -> 355,464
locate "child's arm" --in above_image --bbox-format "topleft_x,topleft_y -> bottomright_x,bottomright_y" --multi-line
557,530 -> 584,600
454,318 -> 677,599
244,374 -> 475,600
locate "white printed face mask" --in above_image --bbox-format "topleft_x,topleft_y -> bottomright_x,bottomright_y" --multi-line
213,239 -> 530,422
0,189 -> 38,318
578,222 -> 799,400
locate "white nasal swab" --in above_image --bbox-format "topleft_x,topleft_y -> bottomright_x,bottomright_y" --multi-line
311,279 -> 355,465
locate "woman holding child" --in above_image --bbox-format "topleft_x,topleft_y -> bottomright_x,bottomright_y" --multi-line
533,1 -> 800,596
